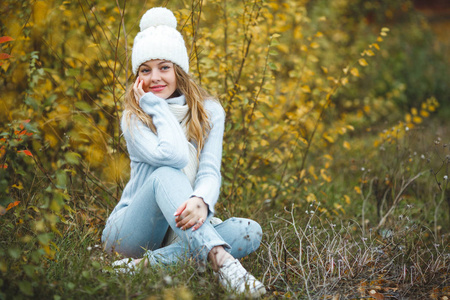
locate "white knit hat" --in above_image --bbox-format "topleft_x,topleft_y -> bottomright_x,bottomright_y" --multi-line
132,7 -> 189,74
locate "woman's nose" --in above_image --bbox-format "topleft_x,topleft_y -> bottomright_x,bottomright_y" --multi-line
150,70 -> 161,82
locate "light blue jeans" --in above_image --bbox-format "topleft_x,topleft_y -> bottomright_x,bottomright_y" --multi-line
101,167 -> 263,265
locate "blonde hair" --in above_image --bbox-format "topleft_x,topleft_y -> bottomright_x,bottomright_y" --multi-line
123,64 -> 212,156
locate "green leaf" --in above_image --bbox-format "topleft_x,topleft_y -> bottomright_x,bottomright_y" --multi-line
8,247 -> 21,259
82,270 -> 91,279
75,101 -> 92,113
25,96 -> 39,111
23,265 -> 36,278
65,68 -> 80,77
80,80 -> 95,91
18,281 -> 34,296
64,152 -> 81,165
55,170 -> 67,188
66,282 -> 75,290
37,233 -> 52,245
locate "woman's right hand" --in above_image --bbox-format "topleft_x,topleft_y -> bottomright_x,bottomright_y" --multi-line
133,76 -> 146,104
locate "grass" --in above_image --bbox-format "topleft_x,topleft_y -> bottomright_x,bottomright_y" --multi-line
1,119 -> 449,299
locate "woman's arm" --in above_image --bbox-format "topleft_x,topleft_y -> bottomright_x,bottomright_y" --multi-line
121,93 -> 189,168
190,100 -> 226,213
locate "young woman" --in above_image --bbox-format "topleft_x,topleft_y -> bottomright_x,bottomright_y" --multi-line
101,7 -> 266,297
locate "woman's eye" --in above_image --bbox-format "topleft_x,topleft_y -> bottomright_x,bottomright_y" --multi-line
140,68 -> 150,73
161,65 -> 170,71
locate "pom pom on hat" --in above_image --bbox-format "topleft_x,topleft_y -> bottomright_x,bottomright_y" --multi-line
132,7 -> 189,74
139,7 -> 177,31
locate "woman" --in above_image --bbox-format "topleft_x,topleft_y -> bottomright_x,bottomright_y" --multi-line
101,7 -> 266,297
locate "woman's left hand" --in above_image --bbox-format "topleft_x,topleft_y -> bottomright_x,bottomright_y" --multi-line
133,76 -> 146,104
174,197 -> 208,231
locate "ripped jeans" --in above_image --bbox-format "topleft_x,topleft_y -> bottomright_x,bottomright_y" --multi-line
101,167 -> 263,265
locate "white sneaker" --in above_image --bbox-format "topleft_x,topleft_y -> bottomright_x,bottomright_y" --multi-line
210,217 -> 223,226
111,257 -> 137,275
216,258 -> 266,298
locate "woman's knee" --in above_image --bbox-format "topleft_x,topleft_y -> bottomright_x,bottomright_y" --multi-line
228,217 -> 263,247
150,166 -> 182,180
148,166 -> 188,188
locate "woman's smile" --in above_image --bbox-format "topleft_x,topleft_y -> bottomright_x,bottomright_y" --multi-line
149,85 -> 167,92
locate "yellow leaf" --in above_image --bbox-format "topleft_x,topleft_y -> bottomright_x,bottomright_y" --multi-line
380,32 -> 387,36
323,154 -> 333,161
308,55 -> 319,62
372,43 -> 380,50
411,107 -> 418,115
413,116 -> 422,124
343,195 -> 351,204
358,58 -> 368,67
381,27 -> 390,32
301,85 -> 311,93
323,133 -> 334,143
405,113 -> 411,123
354,186 -> 362,194
366,49 -> 375,56
321,66 -> 328,74
306,193 -> 317,203
12,184 -> 23,190
310,42 -> 320,49
341,77 -> 348,85
321,169 -> 332,182
343,141 -> 351,150
309,166 -> 318,180
350,67 -> 359,77
420,110 -> 429,117
377,37 -> 383,42
299,169 -> 306,179
343,66 -> 349,74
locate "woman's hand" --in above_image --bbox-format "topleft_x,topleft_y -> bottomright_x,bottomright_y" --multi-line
133,76 -> 146,104
174,197 -> 208,231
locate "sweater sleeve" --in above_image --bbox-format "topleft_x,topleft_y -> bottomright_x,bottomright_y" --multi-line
121,93 -> 189,169
190,100 -> 225,213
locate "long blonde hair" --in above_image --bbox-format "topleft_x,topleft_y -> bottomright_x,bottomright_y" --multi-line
123,64 -> 212,156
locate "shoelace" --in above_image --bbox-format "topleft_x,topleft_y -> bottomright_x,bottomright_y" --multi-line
220,260 -> 250,287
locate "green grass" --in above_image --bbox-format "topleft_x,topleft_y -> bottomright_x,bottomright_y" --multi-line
1,119 -> 449,299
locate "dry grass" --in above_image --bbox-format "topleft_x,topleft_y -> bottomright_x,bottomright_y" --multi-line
257,205 -> 450,298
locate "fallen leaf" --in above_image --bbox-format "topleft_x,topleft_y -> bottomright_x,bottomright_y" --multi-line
0,53 -> 12,60
0,36 -> 14,44
369,289 -> 385,300
6,201 -> 20,211
18,150 -> 33,157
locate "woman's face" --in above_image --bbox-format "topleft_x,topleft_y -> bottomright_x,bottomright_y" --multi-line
138,60 -> 177,99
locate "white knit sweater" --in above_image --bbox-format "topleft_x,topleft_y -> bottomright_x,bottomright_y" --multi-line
105,93 -> 225,224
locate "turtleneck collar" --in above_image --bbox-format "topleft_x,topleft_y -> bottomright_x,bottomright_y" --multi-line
165,94 -> 186,106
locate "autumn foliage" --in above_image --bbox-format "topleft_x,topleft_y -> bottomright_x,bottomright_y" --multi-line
0,0 -> 448,298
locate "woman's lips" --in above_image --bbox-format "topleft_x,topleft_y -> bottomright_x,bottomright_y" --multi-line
150,85 -> 166,92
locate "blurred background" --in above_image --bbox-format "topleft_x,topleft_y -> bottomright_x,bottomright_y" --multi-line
0,0 -> 448,298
